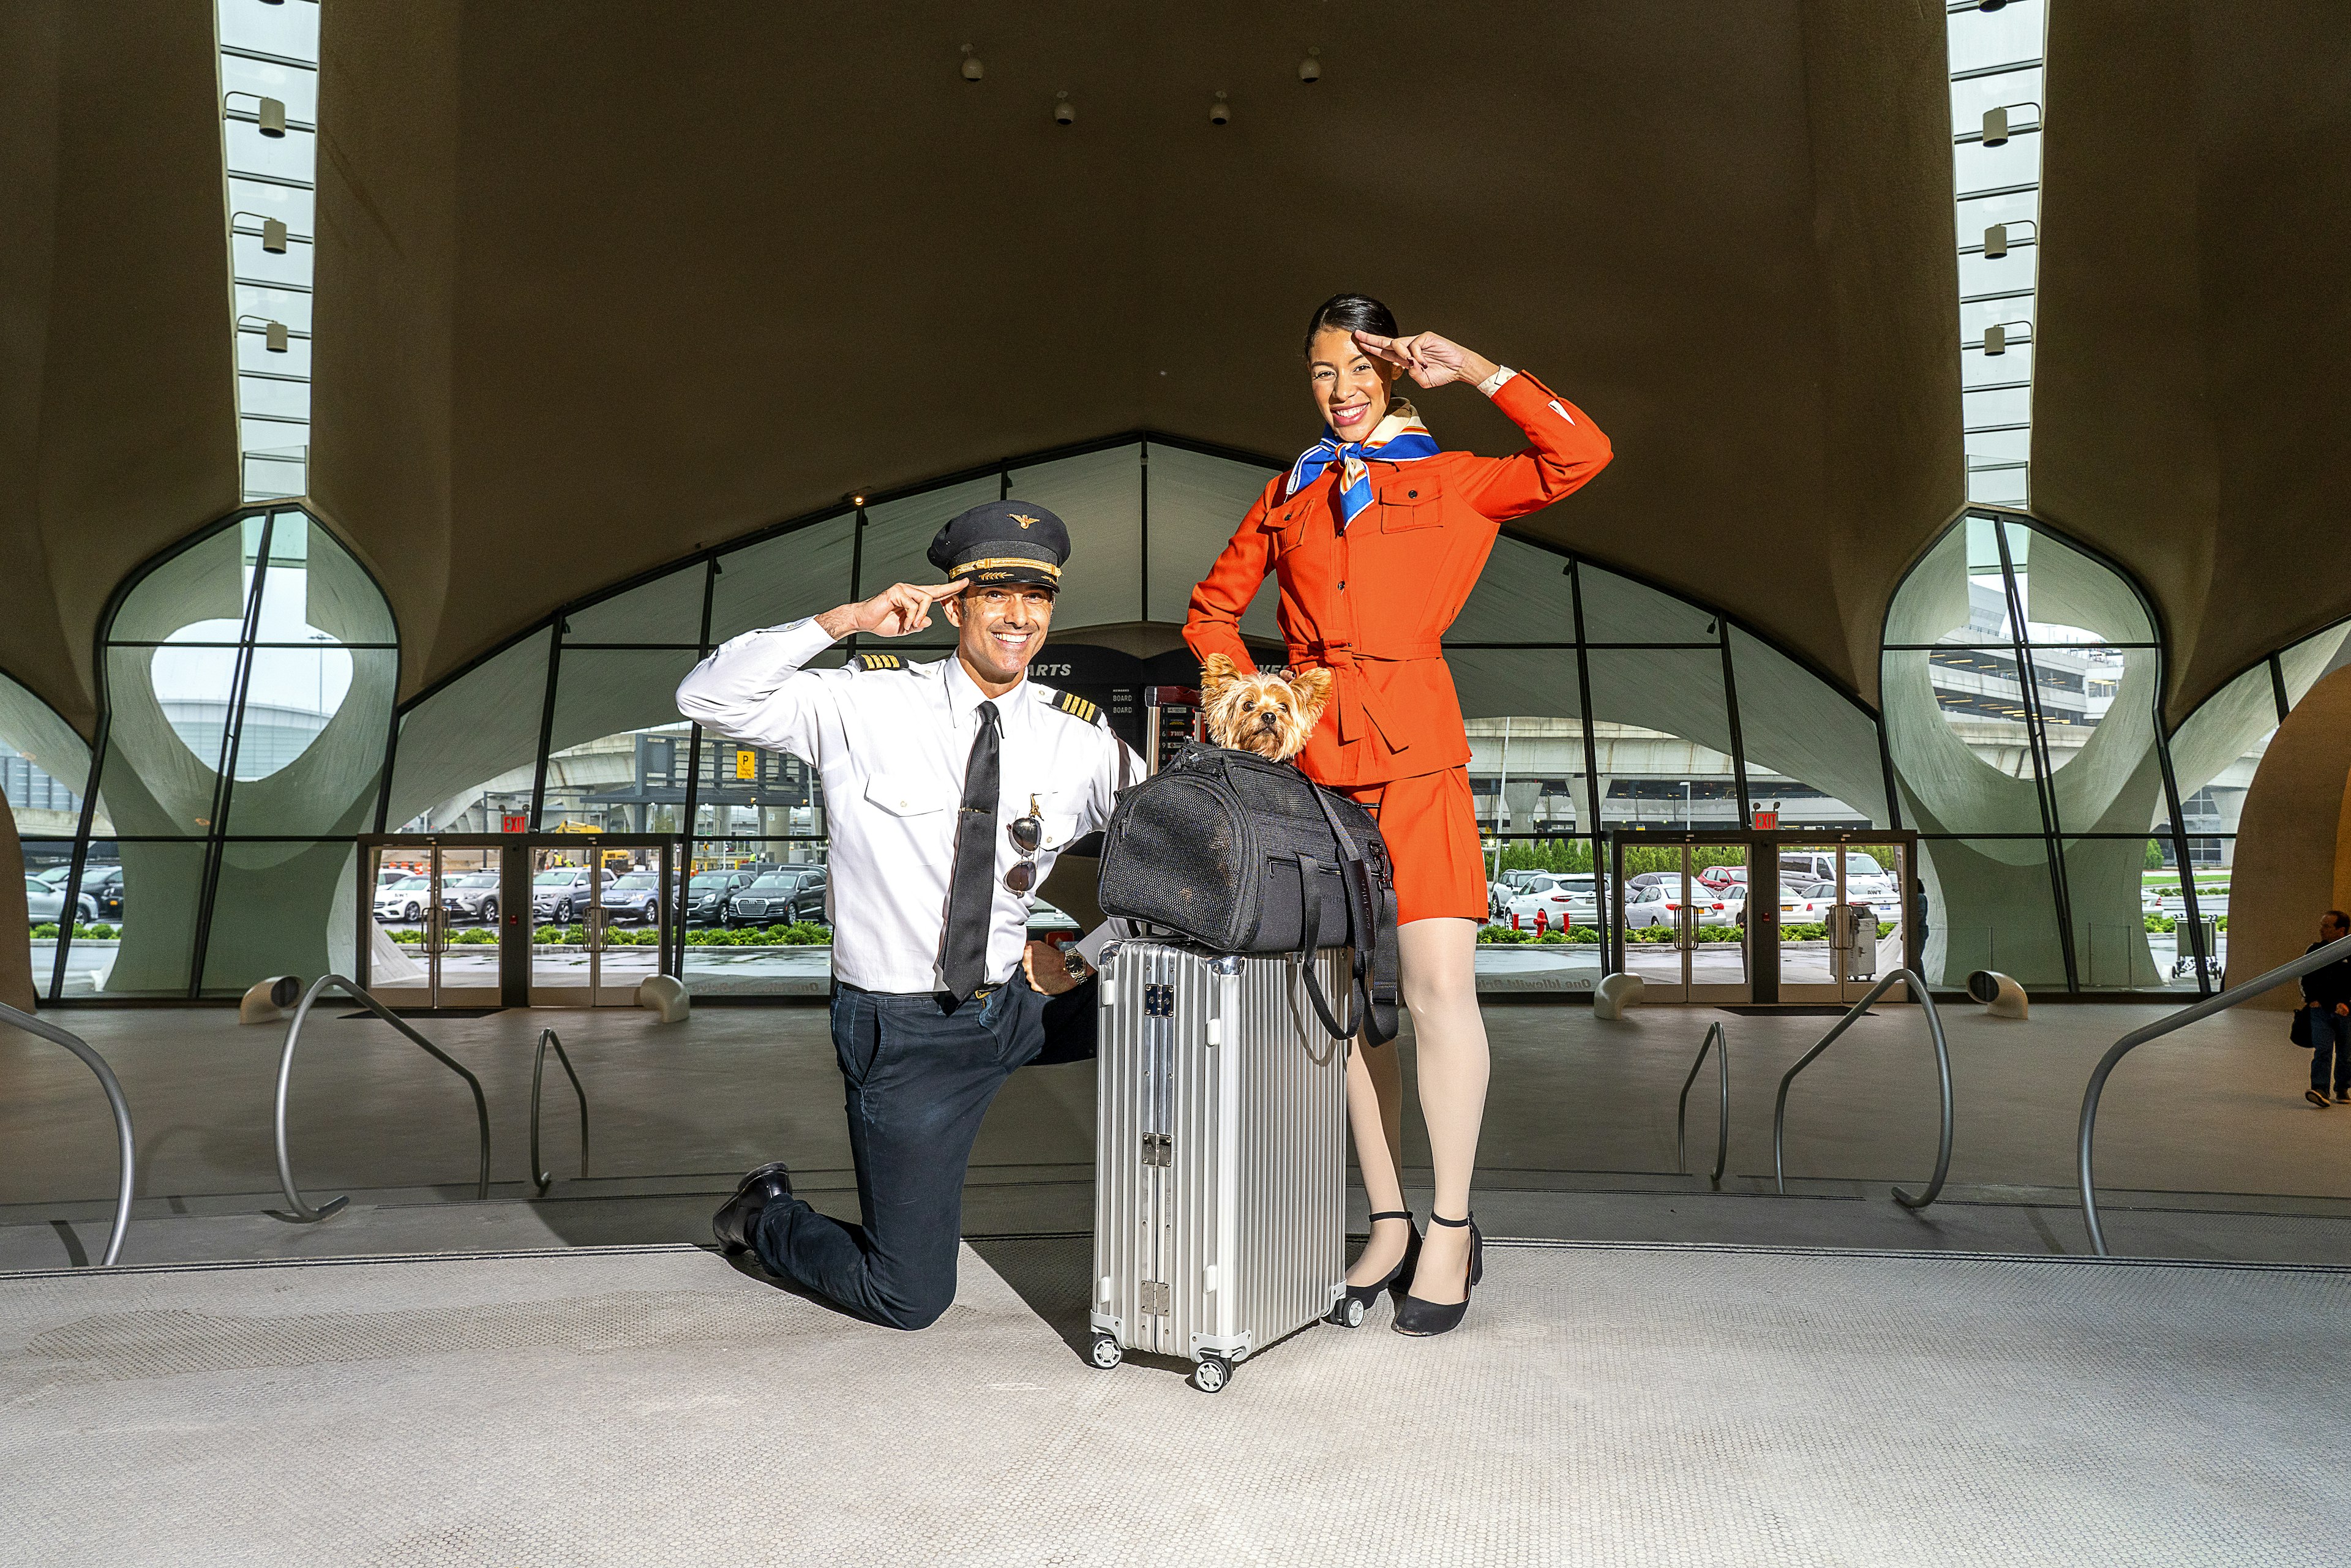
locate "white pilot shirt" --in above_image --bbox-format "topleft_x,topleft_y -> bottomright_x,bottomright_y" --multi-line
675,618 -> 1141,994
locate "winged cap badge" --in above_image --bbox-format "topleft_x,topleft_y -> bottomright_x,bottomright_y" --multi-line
1011,513 -> 1039,528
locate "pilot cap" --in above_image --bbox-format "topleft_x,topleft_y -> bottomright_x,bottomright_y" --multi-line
927,500 -> 1070,591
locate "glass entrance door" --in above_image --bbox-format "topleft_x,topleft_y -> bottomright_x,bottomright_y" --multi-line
361,840 -> 503,1008
529,838 -> 673,1007
1777,841 -> 1910,1003
1613,840 -> 1749,1004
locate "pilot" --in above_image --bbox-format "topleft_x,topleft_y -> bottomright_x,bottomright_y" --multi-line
676,500 -> 1139,1329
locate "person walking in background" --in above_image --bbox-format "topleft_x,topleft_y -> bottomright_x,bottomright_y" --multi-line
1183,293 -> 1612,1335
2301,909 -> 2351,1108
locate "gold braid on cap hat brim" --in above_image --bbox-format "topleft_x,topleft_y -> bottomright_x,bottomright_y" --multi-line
952,557 -> 1062,580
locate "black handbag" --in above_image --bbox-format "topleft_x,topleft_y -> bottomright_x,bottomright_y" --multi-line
1096,742 -> 1400,1046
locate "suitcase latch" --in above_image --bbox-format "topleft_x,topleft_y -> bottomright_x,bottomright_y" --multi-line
1144,984 -> 1174,1017
1141,1133 -> 1171,1167
1140,1281 -> 1171,1315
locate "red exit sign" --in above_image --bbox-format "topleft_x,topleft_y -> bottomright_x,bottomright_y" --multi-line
501,813 -> 528,834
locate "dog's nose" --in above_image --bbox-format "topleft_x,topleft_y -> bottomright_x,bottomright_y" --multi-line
1258,711 -> 1279,729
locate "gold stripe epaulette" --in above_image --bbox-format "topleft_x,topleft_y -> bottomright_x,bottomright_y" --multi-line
1051,691 -> 1100,724
856,652 -> 903,671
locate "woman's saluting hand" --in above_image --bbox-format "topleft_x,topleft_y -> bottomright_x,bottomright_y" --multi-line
1352,329 -> 1501,393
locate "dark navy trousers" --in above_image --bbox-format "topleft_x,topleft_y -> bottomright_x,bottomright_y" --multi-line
751,973 -> 1049,1329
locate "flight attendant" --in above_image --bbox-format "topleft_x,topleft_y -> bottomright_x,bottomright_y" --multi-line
1184,294 -> 1612,1335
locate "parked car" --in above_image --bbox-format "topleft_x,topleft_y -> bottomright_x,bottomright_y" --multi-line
375,874 -> 434,923
1027,900 -> 1081,937
25,876 -> 95,925
1622,880 -> 1739,929
440,871 -> 502,925
1696,865 -> 1749,895
78,863 -> 124,921
1777,849 -> 1886,887
685,869 -> 757,926
531,866 -> 617,921
1504,872 -> 1599,926
603,871 -> 665,925
727,866 -> 828,926
1840,874 -> 1905,921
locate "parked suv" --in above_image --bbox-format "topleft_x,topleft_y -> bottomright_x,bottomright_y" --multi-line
531,866 -> 617,921
603,871 -> 664,925
440,871 -> 502,925
1777,849 -> 1885,887
685,869 -> 757,926
727,866 -> 828,927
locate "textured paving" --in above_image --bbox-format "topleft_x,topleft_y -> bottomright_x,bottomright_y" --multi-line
3,1240 -> 2345,1565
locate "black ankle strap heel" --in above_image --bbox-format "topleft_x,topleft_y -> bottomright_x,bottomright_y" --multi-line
1391,1212 -> 1481,1337
1326,1210 -> 1421,1327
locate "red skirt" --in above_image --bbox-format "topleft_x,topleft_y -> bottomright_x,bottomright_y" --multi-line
1333,767 -> 1488,925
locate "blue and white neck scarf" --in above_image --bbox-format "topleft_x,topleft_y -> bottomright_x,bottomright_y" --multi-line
1284,400 -> 1441,532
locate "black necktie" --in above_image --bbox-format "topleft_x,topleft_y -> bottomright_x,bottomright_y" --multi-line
940,700 -> 1002,1004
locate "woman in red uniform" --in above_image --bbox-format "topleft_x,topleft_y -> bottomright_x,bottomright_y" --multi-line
1185,294 -> 1612,1335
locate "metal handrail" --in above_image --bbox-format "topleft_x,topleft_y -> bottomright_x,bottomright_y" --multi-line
0,1000 -> 135,1266
1773,969 -> 1953,1210
530,1027 -> 590,1193
2080,930 -> 2351,1256
1675,1022 -> 1730,1187
273,974 -> 490,1222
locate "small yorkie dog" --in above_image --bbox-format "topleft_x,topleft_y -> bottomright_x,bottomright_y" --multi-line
1201,653 -> 1333,763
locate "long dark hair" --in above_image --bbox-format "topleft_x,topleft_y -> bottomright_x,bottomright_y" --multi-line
1300,293 -> 1397,358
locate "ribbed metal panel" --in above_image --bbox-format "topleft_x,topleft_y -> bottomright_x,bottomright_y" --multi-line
1090,942 -> 1348,1369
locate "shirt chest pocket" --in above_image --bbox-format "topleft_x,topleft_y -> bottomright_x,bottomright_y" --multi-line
864,773 -> 953,819
1264,505 -> 1310,558
1377,478 -> 1443,533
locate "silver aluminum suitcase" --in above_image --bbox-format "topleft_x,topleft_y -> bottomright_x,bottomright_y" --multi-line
1087,939 -> 1350,1392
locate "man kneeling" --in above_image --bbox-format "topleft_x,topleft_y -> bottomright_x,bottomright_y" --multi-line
675,501 -> 1136,1328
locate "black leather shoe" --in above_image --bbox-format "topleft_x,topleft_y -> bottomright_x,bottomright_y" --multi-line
713,1161 -> 793,1253
1326,1210 -> 1420,1326
1392,1213 -> 1483,1338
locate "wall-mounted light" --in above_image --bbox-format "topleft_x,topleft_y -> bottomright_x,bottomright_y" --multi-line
237,314 -> 291,353
961,43 -> 983,82
1210,91 -> 1230,126
224,91 -> 289,137
1054,91 -> 1074,126
1981,219 -> 2037,259
1299,47 -> 1322,84
230,210 -> 290,253
1979,321 -> 2033,356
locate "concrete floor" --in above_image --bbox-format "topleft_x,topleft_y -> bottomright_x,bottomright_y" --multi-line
4,1239 -> 2345,1566
3,997 -> 2349,1268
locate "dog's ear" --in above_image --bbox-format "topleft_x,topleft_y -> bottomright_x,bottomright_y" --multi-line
1200,652 -> 1240,700
1289,666 -> 1334,722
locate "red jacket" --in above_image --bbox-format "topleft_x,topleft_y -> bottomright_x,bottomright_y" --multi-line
1183,370 -> 1613,787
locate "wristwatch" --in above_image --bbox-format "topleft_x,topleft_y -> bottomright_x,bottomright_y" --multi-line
1061,949 -> 1094,985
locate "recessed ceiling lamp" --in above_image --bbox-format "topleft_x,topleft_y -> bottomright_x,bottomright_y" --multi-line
1210,91 -> 1230,126
1299,47 -> 1322,84
1054,91 -> 1074,126
846,491 -> 869,507
961,44 -> 983,82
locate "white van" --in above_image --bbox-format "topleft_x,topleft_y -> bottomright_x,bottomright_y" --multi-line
1777,849 -> 1886,887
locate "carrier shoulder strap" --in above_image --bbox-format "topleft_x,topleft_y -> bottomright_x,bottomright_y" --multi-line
1302,780 -> 1399,1048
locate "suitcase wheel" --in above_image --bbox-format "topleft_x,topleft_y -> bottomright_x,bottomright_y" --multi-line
1193,1356 -> 1231,1394
1340,1297 -> 1367,1329
1089,1335 -> 1123,1370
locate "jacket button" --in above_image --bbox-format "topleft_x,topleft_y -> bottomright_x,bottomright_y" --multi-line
1407,489 -> 1419,499
1338,581 -> 1347,591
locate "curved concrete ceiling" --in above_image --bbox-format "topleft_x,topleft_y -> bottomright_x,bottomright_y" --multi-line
307,1 -> 1963,707
2033,0 -> 2351,724
0,2 -> 240,733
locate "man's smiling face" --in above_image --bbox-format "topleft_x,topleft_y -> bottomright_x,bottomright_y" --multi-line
943,583 -> 1055,686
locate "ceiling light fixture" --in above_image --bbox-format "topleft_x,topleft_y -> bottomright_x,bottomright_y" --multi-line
846,492 -> 868,508
224,91 -> 290,137
238,314 -> 290,353
1054,91 -> 1074,126
961,44 -> 983,82
1210,91 -> 1230,126
1981,219 -> 2036,259
1980,321 -> 2033,356
1299,47 -> 1321,84
230,210 -> 290,253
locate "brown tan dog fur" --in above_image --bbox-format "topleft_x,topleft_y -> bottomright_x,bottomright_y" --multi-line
1200,653 -> 1333,763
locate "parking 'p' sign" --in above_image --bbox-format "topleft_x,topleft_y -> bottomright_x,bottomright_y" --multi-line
735,748 -> 757,781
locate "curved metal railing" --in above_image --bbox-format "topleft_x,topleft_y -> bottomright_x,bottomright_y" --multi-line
0,1000 -> 135,1266
2080,931 -> 2351,1256
1773,969 -> 1953,1210
273,974 -> 490,1222
530,1027 -> 590,1193
1675,1021 -> 1730,1187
